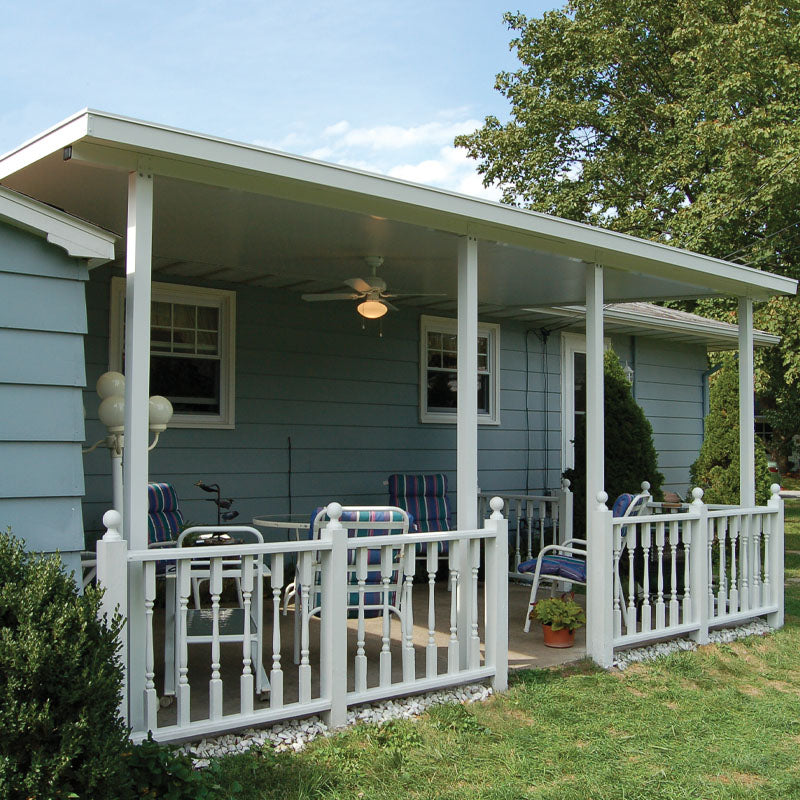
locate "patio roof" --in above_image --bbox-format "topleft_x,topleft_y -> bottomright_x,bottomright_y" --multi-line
0,109 -> 795,309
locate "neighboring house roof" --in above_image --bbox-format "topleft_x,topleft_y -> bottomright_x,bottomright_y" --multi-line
522,301 -> 779,350
0,109 -> 795,309
0,186 -> 116,267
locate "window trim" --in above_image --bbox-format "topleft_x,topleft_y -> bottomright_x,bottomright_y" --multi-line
109,277 -> 236,429
560,331 -> 611,471
419,314 -> 501,425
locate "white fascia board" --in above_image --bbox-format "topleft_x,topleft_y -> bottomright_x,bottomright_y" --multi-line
5,109 -> 798,301
0,186 -> 116,266
0,110 -> 90,180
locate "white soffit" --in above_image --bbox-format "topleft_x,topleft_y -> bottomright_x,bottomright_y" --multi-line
0,185 -> 116,266
0,109 -> 796,303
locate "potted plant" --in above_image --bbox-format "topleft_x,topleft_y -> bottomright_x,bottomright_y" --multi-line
530,595 -> 586,648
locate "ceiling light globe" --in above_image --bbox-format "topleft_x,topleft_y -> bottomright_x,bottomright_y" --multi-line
357,300 -> 388,319
148,395 -> 174,431
96,371 -> 125,400
98,395 -> 125,431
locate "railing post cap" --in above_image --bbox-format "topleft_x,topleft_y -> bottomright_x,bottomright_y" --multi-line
561,477 -> 571,490
102,509 -> 123,542
691,487 -> 704,502
641,480 -> 651,492
325,502 -> 343,521
596,490 -> 608,509
771,483 -> 782,497
489,496 -> 505,519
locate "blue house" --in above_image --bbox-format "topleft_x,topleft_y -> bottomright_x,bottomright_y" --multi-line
0,111 -> 794,739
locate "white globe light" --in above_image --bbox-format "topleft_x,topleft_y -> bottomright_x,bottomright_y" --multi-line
96,371 -> 125,400
98,395 -> 125,431
357,300 -> 388,319
148,395 -> 174,432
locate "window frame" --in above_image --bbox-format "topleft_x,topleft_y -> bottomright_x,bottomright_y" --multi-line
560,331 -> 611,471
109,277 -> 236,429
419,314 -> 501,425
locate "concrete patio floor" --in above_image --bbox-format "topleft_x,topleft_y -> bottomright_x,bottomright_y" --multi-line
152,580 -> 586,727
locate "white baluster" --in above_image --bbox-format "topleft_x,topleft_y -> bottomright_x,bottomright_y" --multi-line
469,538 -> 480,668
298,550 -> 312,704
640,522 -> 652,633
682,523 -> 693,622
426,546 -> 439,678
379,544 -> 392,686
270,554 -> 284,709
627,524 -> 638,632
240,555 -> 254,715
402,543 -> 416,682
513,499 -> 521,568
668,520 -> 680,626
176,558 -> 191,727
143,561 -> 158,732
209,558 -> 223,720
448,542 -> 459,674
729,516 -> 740,613
613,525 -> 623,636
752,515 -> 762,608
717,518 -> 727,616
740,515 -> 750,613
655,521 -> 666,629
762,512 -> 772,610
537,500 -> 546,552
354,547 -> 368,693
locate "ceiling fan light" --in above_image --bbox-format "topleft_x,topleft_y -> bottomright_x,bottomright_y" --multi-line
357,299 -> 388,319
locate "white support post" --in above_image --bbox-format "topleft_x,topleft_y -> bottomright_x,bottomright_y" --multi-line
123,166 -> 154,733
688,488 -> 710,644
586,493 -> 614,667
484,498 -> 508,692
320,503 -> 348,728
738,297 -> 755,508
96,510 -> 129,723
585,264 -> 605,513
767,484 -> 785,629
457,234 -> 479,668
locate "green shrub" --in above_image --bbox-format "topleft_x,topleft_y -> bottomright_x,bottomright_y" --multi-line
0,530 -> 129,799
564,350 -> 664,533
690,354 -> 772,504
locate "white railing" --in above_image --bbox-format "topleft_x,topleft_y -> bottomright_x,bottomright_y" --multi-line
478,479 -> 572,572
588,485 -> 784,663
96,500 -> 509,743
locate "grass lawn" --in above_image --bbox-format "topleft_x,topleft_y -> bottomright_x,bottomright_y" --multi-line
211,503 -> 800,799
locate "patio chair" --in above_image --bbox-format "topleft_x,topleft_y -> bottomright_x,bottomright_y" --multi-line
386,473 -> 452,562
520,485 -> 651,632
292,506 -> 410,662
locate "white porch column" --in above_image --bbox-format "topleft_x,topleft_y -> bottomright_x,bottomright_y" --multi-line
124,166 -> 154,731
585,264 -> 605,512
457,234 -> 478,668
585,263 -> 613,666
738,297 -> 755,507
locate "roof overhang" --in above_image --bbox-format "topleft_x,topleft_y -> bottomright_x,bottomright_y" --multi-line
0,185 -> 116,267
0,109 -> 795,307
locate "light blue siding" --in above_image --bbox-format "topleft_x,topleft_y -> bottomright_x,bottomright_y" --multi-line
0,222 -> 88,557
81,268 -> 708,537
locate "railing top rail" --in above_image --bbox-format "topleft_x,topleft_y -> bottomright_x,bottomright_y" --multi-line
344,529 -> 491,549
478,491 -> 558,504
707,505 -> 777,518
610,510 -> 699,527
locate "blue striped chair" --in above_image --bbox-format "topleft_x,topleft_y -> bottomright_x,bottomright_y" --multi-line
147,482 -> 185,547
387,473 -> 452,558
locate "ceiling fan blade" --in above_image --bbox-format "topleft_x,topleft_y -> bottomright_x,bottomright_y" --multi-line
344,277 -> 372,293
301,292 -> 362,302
384,300 -> 400,311
382,292 -> 448,298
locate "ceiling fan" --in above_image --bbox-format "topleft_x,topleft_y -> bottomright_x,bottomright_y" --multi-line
301,256 -> 445,319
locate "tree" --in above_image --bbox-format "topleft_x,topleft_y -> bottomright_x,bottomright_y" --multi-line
456,0 -> 800,465
564,350 -> 664,533
690,354 -> 773,503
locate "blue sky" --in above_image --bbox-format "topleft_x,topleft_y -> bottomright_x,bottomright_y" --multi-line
2,1 -> 555,199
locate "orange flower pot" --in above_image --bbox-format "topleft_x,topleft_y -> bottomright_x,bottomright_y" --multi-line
541,624 -> 575,648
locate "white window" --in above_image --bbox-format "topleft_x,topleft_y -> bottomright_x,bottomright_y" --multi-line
109,278 -> 236,428
561,332 -> 611,470
420,315 -> 500,424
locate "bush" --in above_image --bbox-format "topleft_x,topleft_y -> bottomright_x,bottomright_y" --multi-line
564,350 -> 664,533
690,354 -> 772,504
0,530 -> 129,799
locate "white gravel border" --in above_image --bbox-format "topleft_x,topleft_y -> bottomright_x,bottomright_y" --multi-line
178,683 -> 493,766
613,618 -> 773,670
178,620 -> 773,765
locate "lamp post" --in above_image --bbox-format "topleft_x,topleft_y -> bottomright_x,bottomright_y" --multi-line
84,371 -> 174,524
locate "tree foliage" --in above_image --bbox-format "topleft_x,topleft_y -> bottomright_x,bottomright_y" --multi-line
457,0 -> 800,463
564,350 -> 664,532
690,354 -> 773,503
